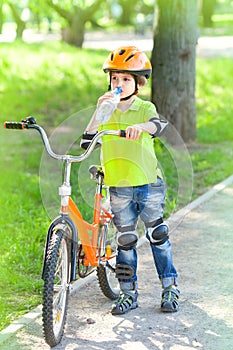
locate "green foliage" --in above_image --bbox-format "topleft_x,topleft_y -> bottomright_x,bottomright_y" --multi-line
0,40 -> 233,331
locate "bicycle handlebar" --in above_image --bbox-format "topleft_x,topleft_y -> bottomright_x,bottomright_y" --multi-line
4,116 -> 126,162
4,121 -> 27,130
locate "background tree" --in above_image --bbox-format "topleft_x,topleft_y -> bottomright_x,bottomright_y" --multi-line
116,0 -> 136,25
7,0 -> 26,39
1,0 -> 156,45
110,0 -> 155,30
46,0 -> 105,47
201,0 -> 216,27
28,0 -> 53,32
151,0 -> 198,142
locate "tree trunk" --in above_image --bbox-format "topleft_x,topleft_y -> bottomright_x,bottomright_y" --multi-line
46,0 -> 104,48
61,19 -> 85,47
118,0 -> 135,25
16,20 -> 26,38
151,0 -> 198,142
8,1 -> 26,39
201,0 -> 216,27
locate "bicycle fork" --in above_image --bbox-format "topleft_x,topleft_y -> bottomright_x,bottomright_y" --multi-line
42,160 -> 78,282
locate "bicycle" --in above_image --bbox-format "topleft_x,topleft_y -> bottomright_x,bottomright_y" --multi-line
4,116 -> 126,347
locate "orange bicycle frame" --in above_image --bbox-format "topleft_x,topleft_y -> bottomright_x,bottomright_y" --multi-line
62,190 -> 113,267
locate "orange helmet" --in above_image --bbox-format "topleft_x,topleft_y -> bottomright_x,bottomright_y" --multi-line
103,46 -> 152,79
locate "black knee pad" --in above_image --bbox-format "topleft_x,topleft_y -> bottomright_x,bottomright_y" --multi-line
148,220 -> 169,246
117,230 -> 138,251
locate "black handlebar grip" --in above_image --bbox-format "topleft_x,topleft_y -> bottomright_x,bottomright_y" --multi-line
4,122 -> 26,130
119,130 -> 126,137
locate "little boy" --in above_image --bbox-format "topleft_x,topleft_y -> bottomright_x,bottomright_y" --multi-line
81,46 -> 179,315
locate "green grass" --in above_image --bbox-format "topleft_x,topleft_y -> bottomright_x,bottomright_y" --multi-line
0,40 -> 233,331
193,56 -> 233,194
0,131 -> 48,327
0,41 -> 108,124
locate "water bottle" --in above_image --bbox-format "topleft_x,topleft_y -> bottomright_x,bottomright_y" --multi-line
96,87 -> 122,123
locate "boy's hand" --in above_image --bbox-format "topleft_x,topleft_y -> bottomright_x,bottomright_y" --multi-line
97,92 -> 115,107
125,125 -> 142,140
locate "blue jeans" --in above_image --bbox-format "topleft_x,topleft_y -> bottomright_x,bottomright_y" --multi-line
109,179 -> 178,290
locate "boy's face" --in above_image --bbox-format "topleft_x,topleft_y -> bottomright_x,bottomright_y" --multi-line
111,72 -> 136,100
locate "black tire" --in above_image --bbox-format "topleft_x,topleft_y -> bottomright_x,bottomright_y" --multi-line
97,262 -> 120,300
42,230 -> 70,347
97,222 -> 120,300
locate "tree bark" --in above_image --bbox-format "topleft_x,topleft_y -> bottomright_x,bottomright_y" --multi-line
151,0 -> 198,142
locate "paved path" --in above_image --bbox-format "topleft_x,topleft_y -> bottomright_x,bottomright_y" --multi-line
83,32 -> 233,58
1,175 -> 233,349
1,30 -> 233,57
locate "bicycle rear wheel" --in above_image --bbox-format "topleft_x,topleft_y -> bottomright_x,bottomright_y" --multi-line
97,222 -> 120,300
42,230 -> 70,347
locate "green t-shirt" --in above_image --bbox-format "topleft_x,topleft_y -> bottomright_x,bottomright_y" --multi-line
98,96 -> 159,187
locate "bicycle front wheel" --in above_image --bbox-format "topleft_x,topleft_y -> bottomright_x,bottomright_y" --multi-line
42,230 -> 70,347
